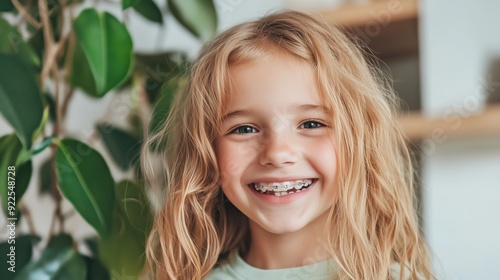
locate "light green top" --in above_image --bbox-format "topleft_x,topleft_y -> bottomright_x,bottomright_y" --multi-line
204,253 -> 425,280
204,253 -> 337,280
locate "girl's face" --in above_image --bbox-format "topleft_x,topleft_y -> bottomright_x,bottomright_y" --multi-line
216,53 -> 338,235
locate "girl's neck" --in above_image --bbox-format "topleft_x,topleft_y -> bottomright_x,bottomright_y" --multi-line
242,210 -> 332,269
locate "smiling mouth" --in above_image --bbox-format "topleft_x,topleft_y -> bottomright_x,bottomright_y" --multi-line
247,179 -> 317,196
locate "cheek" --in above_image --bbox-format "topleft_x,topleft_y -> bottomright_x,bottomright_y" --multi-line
219,158 -> 241,185
217,140 -> 257,184
312,139 -> 338,180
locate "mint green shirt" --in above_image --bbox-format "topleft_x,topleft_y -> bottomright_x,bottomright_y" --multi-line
204,253 -> 337,280
204,253 -> 425,280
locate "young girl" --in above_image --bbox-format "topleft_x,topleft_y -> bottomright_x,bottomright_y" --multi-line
142,10 -> 435,280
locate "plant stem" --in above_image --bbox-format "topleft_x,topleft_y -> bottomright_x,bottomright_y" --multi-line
136,74 -> 150,138
21,0 -> 64,237
52,64 -> 60,136
61,30 -> 76,119
61,88 -> 74,120
35,0 -> 80,237
49,146 -> 65,234
62,209 -> 76,219
19,202 -> 37,235
37,0 -> 72,235
48,202 -> 58,235
38,0 -> 67,90
12,0 -> 42,29
56,0 -> 76,123
38,0 -> 54,90
58,0 -> 67,39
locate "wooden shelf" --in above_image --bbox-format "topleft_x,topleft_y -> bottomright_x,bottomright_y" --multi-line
318,0 -> 418,26
398,105 -> 500,140
317,0 -> 418,27
316,0 -> 419,58
316,1 -> 500,140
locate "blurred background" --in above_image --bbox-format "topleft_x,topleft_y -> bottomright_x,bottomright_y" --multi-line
0,0 -> 499,279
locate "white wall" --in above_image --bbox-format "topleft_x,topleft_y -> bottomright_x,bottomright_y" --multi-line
420,0 -> 500,279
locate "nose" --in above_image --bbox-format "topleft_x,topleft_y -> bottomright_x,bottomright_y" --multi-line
258,131 -> 299,167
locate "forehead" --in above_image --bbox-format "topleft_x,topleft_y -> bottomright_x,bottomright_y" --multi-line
224,53 -> 324,115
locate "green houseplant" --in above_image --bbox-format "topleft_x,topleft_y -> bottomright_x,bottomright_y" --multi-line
0,0 -> 218,278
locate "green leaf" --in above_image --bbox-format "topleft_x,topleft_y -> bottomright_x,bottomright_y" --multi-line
168,0 -> 217,40
0,235 -> 40,280
128,112 -> 144,139
67,0 -> 85,4
0,54 -> 44,148
39,159 -> 54,195
98,180 -> 152,279
31,105 -> 50,148
115,180 -> 152,234
33,136 -> 55,156
69,42 -> 98,96
55,139 -> 115,238
17,135 -> 55,165
49,233 -> 74,247
73,9 -> 134,97
84,237 -> 99,258
135,51 -> 189,103
15,234 -> 87,280
0,134 -> 32,218
122,0 -> 140,9
42,93 -> 57,122
15,159 -> 32,201
149,82 -> 178,133
27,31 -> 44,72
0,0 -> 15,12
123,0 -> 163,24
96,125 -> 141,171
135,52 -> 189,78
83,256 -> 110,280
0,17 -> 40,67
98,213 -> 147,278
133,0 -> 163,23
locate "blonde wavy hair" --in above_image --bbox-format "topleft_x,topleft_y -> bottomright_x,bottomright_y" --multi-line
141,10 -> 434,280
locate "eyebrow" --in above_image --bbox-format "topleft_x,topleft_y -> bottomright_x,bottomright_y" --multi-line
221,104 -> 331,122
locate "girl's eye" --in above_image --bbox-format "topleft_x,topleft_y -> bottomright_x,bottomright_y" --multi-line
300,120 -> 325,129
230,126 -> 257,134
229,120 -> 325,134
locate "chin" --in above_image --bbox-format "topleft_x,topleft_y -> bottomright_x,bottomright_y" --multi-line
256,218 -> 309,235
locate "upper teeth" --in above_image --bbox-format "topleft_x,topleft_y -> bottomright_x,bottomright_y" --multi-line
252,179 -> 313,193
